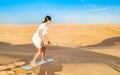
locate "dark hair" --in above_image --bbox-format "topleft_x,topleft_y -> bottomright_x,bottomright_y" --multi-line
42,16 -> 51,23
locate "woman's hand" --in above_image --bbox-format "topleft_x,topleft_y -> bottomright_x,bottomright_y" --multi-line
41,40 -> 45,47
47,41 -> 51,45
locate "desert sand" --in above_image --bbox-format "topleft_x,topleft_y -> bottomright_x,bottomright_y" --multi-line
0,24 -> 120,75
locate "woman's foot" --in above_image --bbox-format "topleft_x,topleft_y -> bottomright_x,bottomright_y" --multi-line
31,61 -> 38,67
41,59 -> 46,63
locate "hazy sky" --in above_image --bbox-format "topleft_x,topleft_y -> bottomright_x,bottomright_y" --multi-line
0,0 -> 120,24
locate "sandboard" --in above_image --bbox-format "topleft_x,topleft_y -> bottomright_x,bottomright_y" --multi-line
16,58 -> 54,72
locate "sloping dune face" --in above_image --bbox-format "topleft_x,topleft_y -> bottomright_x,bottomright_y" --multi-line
0,24 -> 120,75
0,25 -> 36,45
0,24 -> 120,47
48,24 -> 120,47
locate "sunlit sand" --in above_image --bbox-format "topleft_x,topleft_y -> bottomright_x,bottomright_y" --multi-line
0,24 -> 120,75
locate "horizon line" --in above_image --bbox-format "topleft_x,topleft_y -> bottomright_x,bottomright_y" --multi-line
0,23 -> 120,25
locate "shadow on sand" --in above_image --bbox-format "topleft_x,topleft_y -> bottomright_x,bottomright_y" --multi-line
0,37 -> 120,74
85,36 -> 120,47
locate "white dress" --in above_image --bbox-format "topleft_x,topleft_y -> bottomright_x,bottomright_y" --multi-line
32,23 -> 48,48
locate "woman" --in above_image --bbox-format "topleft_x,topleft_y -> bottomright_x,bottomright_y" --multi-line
31,16 -> 51,66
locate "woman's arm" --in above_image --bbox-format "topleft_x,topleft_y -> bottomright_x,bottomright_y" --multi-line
38,29 -> 51,45
38,29 -> 43,41
44,34 -> 51,45
38,29 -> 45,47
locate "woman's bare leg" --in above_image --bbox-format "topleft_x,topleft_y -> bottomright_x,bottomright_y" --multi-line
41,47 -> 46,61
32,48 -> 42,63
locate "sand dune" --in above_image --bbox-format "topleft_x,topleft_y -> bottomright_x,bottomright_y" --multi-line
0,24 -> 120,47
0,24 -> 120,75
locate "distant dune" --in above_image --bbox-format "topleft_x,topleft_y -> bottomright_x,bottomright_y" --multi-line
0,24 -> 120,47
